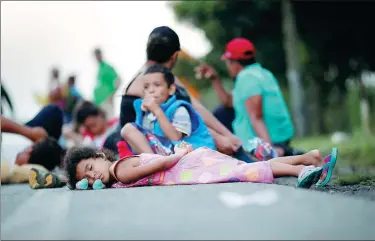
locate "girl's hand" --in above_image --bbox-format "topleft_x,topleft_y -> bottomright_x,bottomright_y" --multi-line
174,142 -> 193,156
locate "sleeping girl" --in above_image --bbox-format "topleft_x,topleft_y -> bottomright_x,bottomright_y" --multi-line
61,142 -> 337,190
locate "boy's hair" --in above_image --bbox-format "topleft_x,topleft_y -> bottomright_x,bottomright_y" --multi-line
144,65 -> 175,87
64,147 -> 116,189
146,26 -> 180,63
28,137 -> 63,171
73,100 -> 105,125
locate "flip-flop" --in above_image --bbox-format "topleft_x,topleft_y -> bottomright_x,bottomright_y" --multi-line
316,148 -> 338,188
297,166 -> 323,189
316,154 -> 331,183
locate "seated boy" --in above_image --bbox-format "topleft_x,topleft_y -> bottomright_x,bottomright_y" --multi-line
121,65 -> 215,155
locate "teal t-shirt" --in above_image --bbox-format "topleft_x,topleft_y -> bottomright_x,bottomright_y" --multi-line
94,61 -> 118,105
232,63 -> 294,144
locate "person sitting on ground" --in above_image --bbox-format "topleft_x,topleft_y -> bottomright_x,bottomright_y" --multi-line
195,38 -> 299,156
1,106 -> 64,185
120,26 -> 242,158
63,143 -> 337,190
63,100 -> 120,154
121,65 -> 215,155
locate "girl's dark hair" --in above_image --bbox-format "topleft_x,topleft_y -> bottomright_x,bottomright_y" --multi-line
144,65 -> 175,87
64,147 -> 116,189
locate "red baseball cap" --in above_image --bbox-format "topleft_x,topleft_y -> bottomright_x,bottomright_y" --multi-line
221,38 -> 255,61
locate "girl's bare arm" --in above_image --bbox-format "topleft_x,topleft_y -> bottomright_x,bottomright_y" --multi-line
115,153 -> 185,184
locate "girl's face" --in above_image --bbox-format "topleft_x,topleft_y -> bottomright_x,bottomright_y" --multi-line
75,156 -> 112,185
143,73 -> 176,105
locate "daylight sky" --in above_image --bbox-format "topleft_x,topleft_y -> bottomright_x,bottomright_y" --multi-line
1,1 -> 211,120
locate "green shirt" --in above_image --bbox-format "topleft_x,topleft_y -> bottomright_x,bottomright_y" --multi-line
94,61 -> 118,105
232,63 -> 294,144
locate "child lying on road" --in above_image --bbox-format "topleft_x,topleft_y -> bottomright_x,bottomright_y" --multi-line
54,142 -> 337,190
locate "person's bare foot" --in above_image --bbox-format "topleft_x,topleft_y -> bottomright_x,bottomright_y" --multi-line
303,150 -> 323,167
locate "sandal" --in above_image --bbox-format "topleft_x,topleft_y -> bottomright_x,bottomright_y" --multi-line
297,166 -> 323,189
29,168 -> 63,189
316,148 -> 338,188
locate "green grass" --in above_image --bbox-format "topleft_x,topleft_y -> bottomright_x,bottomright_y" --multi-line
292,130 -> 375,167
334,174 -> 375,186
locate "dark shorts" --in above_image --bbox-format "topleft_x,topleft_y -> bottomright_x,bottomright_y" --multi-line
273,140 -> 304,156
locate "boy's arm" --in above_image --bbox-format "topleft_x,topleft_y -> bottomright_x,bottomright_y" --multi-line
175,78 -> 235,136
115,153 -> 184,184
174,77 -> 242,153
153,107 -> 184,141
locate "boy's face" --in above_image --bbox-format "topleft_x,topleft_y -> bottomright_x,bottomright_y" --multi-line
15,146 -> 33,165
75,156 -> 112,186
143,73 -> 176,105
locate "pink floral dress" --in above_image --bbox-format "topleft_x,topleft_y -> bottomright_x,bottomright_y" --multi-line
110,147 -> 274,188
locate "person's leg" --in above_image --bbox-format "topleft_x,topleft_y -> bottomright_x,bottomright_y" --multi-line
25,104 -> 63,140
121,123 -> 153,154
269,151 -> 324,188
213,105 -> 235,133
270,161 -> 304,177
120,95 -> 139,127
270,150 -> 323,167
103,126 -> 123,155
234,146 -> 257,163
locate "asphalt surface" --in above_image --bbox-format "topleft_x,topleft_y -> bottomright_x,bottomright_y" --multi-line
1,180 -> 375,240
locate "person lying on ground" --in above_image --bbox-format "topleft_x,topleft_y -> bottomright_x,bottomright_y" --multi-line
60,142 -> 337,190
1,105 -> 64,184
121,65 -> 215,155
120,26 -> 242,157
63,100 -> 121,154
196,38 -> 299,157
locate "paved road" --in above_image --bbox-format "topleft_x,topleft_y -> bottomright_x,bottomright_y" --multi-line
1,182 -> 375,240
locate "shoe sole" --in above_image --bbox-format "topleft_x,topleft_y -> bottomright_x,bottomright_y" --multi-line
297,168 -> 323,189
29,168 -> 57,189
316,148 -> 338,188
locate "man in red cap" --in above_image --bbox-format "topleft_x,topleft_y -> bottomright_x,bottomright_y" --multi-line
196,38 -> 296,156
